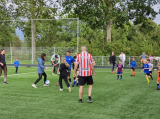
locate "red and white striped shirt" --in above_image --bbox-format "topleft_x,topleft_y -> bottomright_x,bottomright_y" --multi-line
76,51 -> 94,76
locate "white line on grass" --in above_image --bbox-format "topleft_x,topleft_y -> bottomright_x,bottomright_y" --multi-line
1,72 -> 36,77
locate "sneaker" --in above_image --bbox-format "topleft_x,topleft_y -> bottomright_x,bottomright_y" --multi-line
120,79 -> 122,81
32,84 -> 37,88
113,71 -> 114,73
87,98 -> 93,103
3,82 -> 8,84
52,73 -> 54,75
78,99 -> 83,103
58,73 -> 60,75
43,84 -> 49,86
60,88 -> 63,91
68,87 -> 71,92
15,72 -> 17,74
117,78 -> 118,80
56,83 -> 60,86
131,75 -> 132,77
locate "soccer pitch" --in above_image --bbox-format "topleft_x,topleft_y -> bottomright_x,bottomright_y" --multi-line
0,67 -> 160,119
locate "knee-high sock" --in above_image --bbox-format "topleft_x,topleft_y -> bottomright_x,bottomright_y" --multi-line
117,75 -> 119,78
131,71 -> 132,75
134,71 -> 135,76
146,77 -> 149,82
120,75 -> 122,79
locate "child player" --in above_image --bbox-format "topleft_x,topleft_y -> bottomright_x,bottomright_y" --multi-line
154,61 -> 160,90
130,57 -> 136,76
14,58 -> 20,74
116,60 -> 123,80
141,59 -> 150,84
59,57 -> 71,92
148,59 -> 153,80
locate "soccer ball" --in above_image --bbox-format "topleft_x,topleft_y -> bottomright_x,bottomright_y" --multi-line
45,80 -> 50,85
154,69 -> 157,71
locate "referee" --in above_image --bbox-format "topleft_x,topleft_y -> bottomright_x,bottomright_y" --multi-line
73,45 -> 95,103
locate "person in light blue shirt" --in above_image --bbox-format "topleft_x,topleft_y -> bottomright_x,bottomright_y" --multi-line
139,52 -> 148,67
32,53 -> 48,88
14,58 -> 20,74
130,58 -> 136,76
65,51 -> 75,85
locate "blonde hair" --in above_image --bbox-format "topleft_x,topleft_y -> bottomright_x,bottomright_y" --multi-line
144,59 -> 147,63
62,57 -> 69,67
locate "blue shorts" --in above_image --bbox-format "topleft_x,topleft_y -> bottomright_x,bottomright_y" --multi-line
117,72 -> 122,74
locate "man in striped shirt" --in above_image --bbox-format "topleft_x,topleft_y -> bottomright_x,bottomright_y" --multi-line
73,45 -> 95,103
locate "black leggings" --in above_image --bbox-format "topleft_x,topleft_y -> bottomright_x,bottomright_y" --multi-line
34,72 -> 47,84
0,65 -> 7,82
16,67 -> 18,73
59,74 -> 70,89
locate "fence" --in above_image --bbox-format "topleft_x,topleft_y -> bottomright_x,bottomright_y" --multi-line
1,47 -> 159,66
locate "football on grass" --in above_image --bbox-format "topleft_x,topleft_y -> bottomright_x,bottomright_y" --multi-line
45,80 -> 50,85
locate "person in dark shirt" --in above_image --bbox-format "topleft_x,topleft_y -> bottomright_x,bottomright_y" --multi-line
59,57 -> 71,92
108,52 -> 117,74
0,49 -> 8,84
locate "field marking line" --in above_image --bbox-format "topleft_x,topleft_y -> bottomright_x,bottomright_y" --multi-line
1,72 -> 36,77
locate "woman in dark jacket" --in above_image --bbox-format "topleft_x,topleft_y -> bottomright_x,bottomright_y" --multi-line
108,52 -> 117,74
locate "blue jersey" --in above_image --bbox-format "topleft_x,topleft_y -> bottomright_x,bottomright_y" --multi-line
130,61 -> 136,68
65,56 -> 75,69
143,64 -> 149,73
14,61 -> 20,68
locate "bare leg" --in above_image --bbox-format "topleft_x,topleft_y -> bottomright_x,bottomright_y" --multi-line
79,86 -> 84,99
88,85 -> 92,97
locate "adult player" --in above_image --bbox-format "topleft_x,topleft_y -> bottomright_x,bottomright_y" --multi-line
108,51 -> 117,74
65,51 -> 75,85
51,54 -> 60,75
119,51 -> 125,67
73,45 -> 95,103
139,52 -> 148,67
0,49 -> 8,84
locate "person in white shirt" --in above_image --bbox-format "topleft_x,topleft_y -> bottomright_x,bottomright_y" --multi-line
119,51 -> 126,67
148,59 -> 153,80
51,54 -> 60,75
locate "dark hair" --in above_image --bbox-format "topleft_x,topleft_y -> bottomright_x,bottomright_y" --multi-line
41,53 -> 46,60
67,51 -> 70,53
55,55 -> 58,58
119,59 -> 122,62
0,49 -> 4,54
121,51 -> 123,53
147,59 -> 150,62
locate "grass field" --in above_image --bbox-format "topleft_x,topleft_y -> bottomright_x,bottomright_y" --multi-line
0,67 -> 160,119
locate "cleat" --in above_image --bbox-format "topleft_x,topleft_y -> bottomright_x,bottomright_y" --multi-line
131,75 -> 132,77
87,99 -> 93,103
120,79 -> 122,81
56,83 -> 60,86
59,88 -> 63,91
117,78 -> 119,80
68,87 -> 71,92
3,82 -> 8,84
157,88 -> 159,90
32,84 -> 37,88
43,84 -> 49,86
78,100 -> 83,103
52,73 -> 54,75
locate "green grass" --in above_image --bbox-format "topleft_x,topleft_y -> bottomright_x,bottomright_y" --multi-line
0,67 -> 160,119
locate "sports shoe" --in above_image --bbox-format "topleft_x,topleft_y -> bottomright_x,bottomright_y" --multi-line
60,88 -> 63,91
58,73 -> 60,75
120,79 -> 122,81
68,87 -> 71,92
76,83 -> 79,87
117,78 -> 119,80
87,98 -> 93,103
131,75 -> 132,77
3,82 -> 8,84
147,81 -> 150,84
78,99 -> 82,103
52,73 -> 54,75
32,84 -> 37,88
43,84 -> 49,86
56,83 -> 60,86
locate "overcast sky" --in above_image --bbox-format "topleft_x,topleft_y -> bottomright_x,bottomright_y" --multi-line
16,3 -> 160,41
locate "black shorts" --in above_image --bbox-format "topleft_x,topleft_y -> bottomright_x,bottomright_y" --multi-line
78,76 -> 93,86
67,69 -> 71,77
149,71 -> 152,74
131,67 -> 135,71
145,73 -> 150,76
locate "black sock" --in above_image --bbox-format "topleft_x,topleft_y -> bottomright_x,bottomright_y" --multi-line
74,77 -> 76,80
69,78 -> 71,82
150,75 -> 153,79
88,96 -> 91,99
79,99 -> 82,101
121,75 -> 122,79
117,75 -> 119,78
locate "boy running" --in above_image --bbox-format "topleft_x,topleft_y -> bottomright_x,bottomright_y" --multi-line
154,61 -> 160,90
14,58 -> 20,74
141,59 -> 150,84
148,59 -> 153,80
130,58 -> 136,76
116,60 -> 123,81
